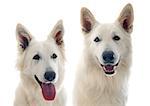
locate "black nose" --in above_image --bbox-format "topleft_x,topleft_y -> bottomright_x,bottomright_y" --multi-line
102,51 -> 115,63
44,71 -> 56,81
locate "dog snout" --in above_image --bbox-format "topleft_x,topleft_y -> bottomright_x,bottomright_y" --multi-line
102,51 -> 116,64
44,68 -> 56,81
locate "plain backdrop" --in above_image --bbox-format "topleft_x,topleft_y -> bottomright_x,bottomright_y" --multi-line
0,0 -> 149,106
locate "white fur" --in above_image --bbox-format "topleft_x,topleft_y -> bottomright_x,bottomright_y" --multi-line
74,4 -> 134,106
14,20 -> 66,106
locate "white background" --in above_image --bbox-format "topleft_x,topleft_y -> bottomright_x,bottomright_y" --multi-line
0,0 -> 149,106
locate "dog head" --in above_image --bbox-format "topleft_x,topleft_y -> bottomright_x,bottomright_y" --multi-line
16,20 -> 65,101
81,4 -> 134,77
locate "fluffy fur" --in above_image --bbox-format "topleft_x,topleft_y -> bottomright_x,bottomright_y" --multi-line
14,20 -> 66,106
74,4 -> 134,106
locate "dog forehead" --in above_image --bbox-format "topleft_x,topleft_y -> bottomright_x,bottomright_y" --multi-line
95,24 -> 119,36
28,40 -> 58,53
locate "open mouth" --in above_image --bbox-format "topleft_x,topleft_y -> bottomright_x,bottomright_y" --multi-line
101,62 -> 119,76
34,75 -> 56,101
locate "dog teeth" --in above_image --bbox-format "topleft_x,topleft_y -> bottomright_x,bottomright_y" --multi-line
45,82 -> 51,84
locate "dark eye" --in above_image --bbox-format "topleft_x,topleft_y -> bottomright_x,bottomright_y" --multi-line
33,54 -> 40,60
94,37 -> 101,42
51,53 -> 57,59
113,35 -> 120,41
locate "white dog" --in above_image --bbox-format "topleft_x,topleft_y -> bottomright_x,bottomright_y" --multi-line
14,20 -> 66,106
74,3 -> 134,106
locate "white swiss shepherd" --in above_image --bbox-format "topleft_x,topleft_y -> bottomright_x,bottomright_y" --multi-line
14,20 -> 66,106
74,3 -> 134,106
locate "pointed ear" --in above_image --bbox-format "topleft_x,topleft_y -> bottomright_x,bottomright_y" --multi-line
49,20 -> 64,46
117,3 -> 134,33
81,7 -> 96,33
16,24 -> 32,52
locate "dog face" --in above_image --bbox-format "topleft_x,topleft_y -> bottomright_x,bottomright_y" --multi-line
16,20 -> 65,101
81,4 -> 134,76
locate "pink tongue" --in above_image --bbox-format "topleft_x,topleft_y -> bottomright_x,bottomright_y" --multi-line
41,83 -> 56,101
105,65 -> 114,72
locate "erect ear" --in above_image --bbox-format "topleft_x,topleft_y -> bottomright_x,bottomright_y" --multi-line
16,24 -> 32,52
49,20 -> 64,46
81,7 -> 96,33
117,3 -> 134,33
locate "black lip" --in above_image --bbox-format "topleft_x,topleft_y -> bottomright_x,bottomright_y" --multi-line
101,59 -> 120,68
101,62 -> 119,67
34,75 -> 42,86
105,71 -> 115,75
